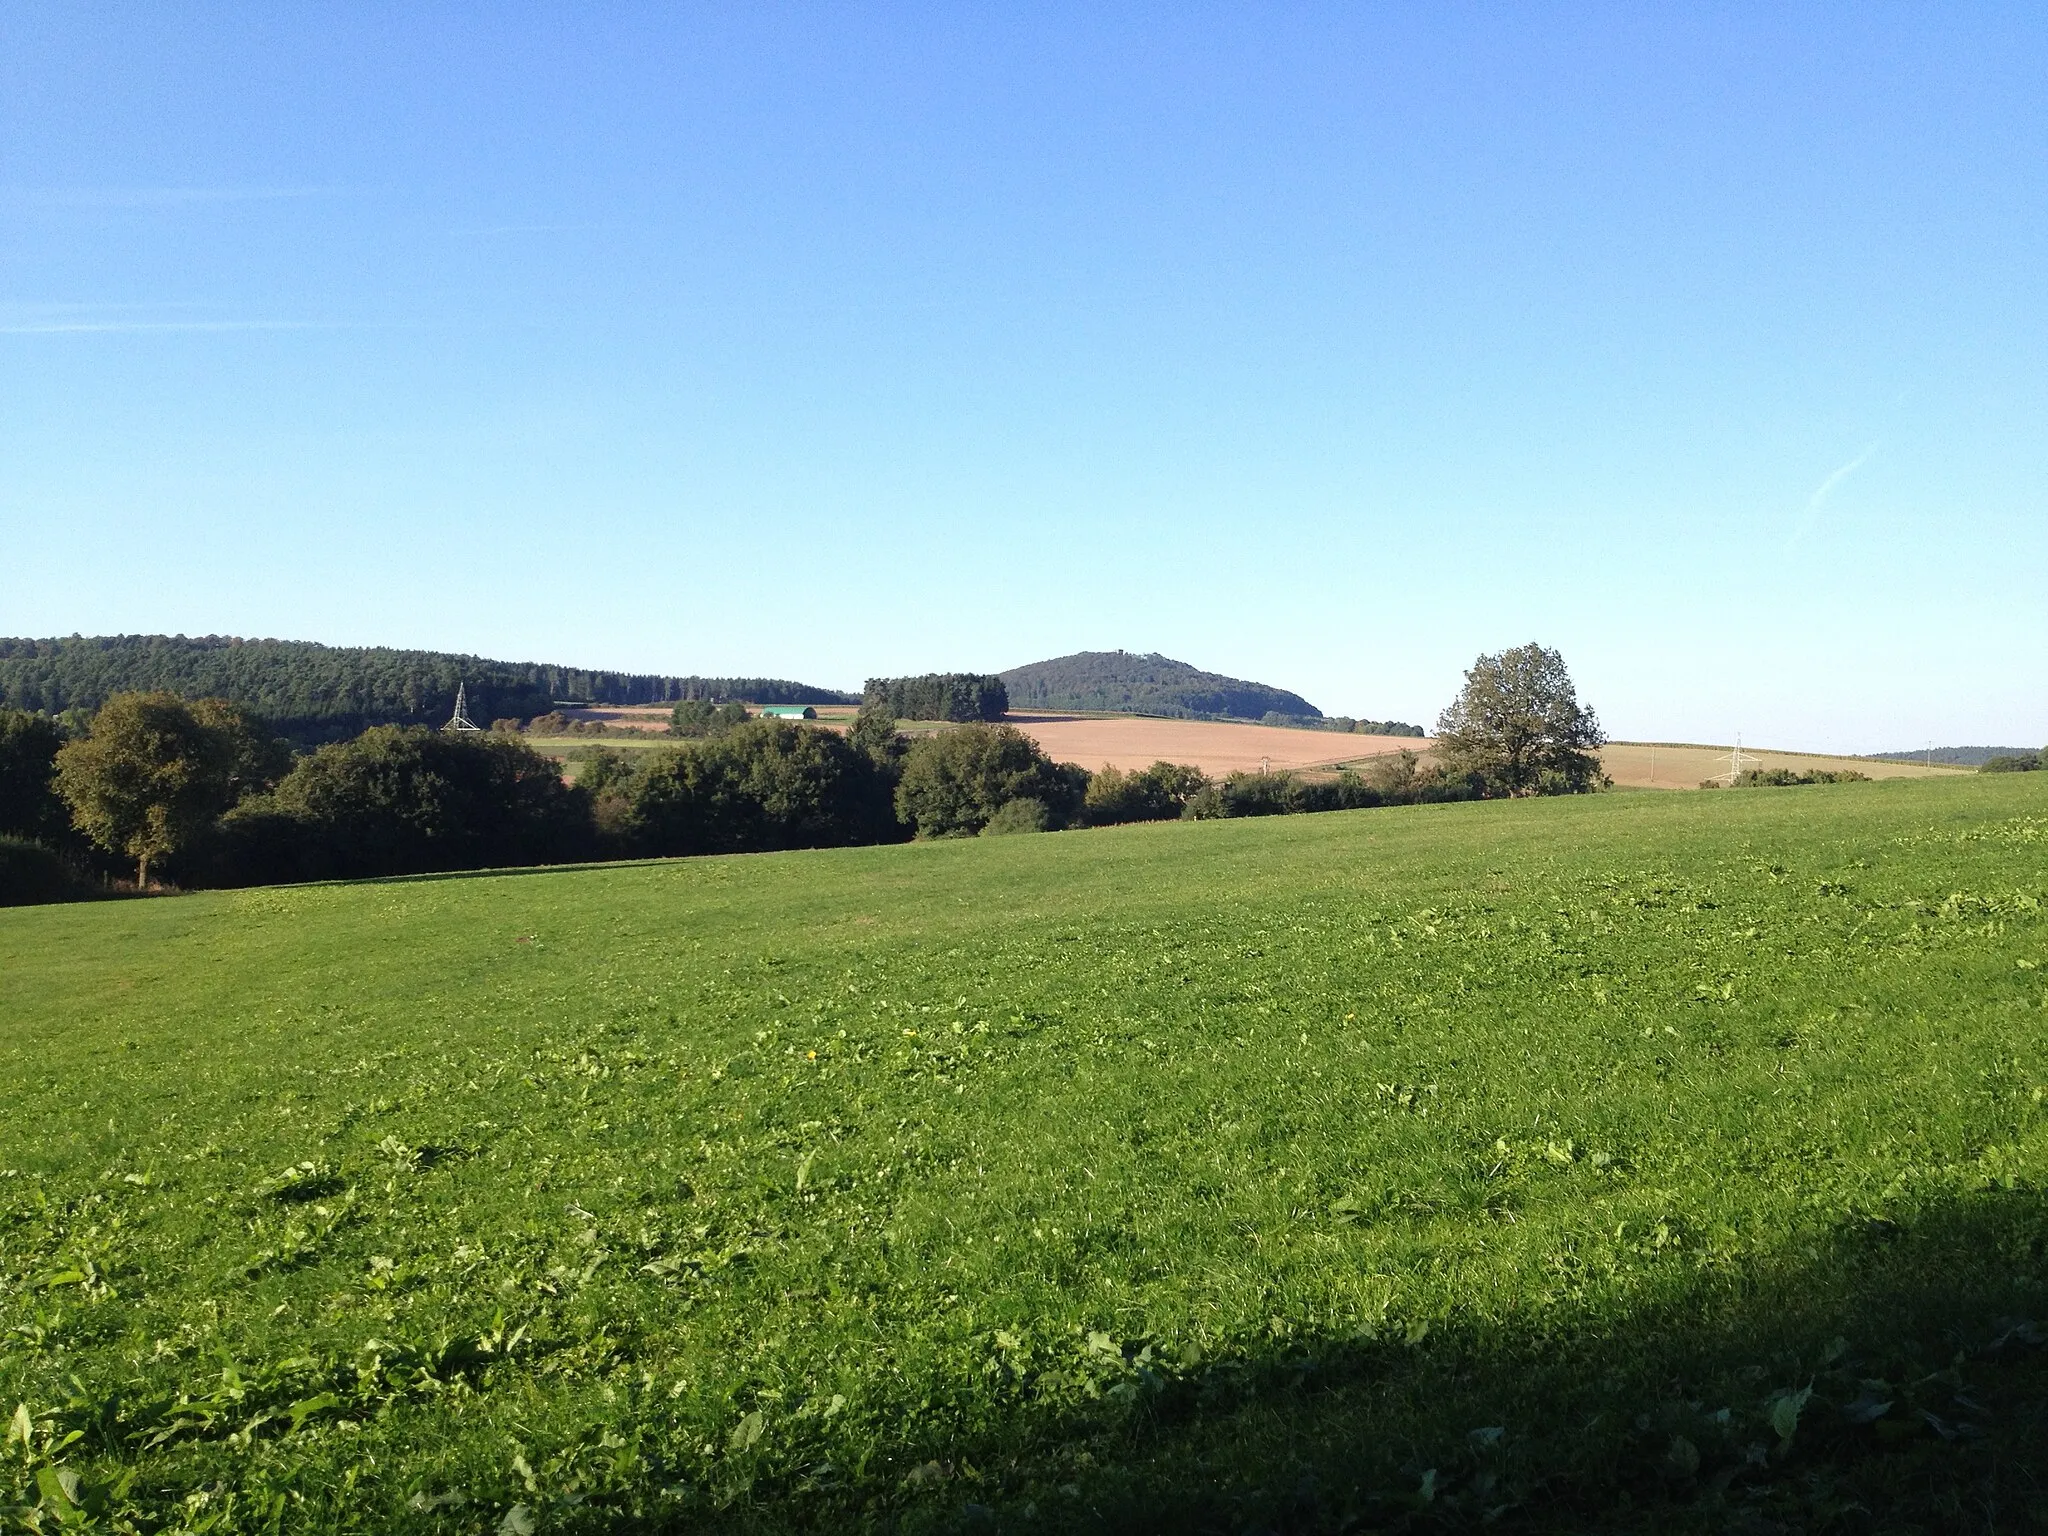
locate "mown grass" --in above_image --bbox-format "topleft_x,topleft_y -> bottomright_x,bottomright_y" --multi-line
2,777 -> 2045,1533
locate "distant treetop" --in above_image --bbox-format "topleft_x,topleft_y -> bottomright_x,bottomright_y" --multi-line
999,650 -> 1322,722
862,674 -> 1008,723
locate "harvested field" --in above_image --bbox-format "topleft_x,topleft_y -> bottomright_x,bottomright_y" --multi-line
1601,741 -> 1971,790
537,710 -> 1969,796
550,706 -> 1421,778
1004,712 -> 1423,776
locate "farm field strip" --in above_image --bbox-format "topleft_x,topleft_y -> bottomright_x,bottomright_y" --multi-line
2,776 -> 2044,1531
537,711 -> 1964,795
1600,741 -> 1971,790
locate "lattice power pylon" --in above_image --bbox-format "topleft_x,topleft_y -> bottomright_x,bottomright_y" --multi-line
1708,733 -> 1751,786
444,683 -> 482,732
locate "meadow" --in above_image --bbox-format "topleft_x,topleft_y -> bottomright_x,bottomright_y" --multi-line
2,776 -> 2044,1532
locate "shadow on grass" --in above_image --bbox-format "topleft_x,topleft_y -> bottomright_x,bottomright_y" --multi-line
21,1190 -> 2046,1533
181,853 -> 692,895
829,1189 -> 2048,1535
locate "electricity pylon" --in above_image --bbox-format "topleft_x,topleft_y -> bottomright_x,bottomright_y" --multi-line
444,683 -> 482,732
1708,734 -> 1751,786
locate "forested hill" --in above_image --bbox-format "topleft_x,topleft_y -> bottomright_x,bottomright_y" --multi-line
0,636 -> 855,744
1000,650 -> 1321,720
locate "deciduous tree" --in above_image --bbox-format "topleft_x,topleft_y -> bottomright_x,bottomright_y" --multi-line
54,692 -> 283,884
1434,644 -> 1606,796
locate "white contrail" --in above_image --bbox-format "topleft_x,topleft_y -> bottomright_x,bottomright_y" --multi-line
1788,443 -> 1878,548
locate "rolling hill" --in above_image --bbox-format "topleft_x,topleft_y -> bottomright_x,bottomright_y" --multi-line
1000,649 -> 1322,720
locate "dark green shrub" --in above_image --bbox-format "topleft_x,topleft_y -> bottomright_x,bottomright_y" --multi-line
0,709 -> 69,844
1980,752 -> 2041,774
1199,770 -> 1380,818
1215,772 -> 1295,818
209,727 -> 593,884
1717,768 -> 1873,788
981,797 -> 1051,835
1085,761 -> 1209,825
895,724 -> 1084,837
1182,754 -> 1480,821
0,836 -> 82,906
625,720 -> 899,857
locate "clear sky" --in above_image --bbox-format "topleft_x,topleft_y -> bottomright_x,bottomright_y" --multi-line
2,4 -> 2042,751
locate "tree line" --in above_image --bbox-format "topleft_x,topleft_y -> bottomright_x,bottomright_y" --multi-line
1,643 -> 1613,904
0,635 -> 853,747
1258,712 -> 1425,736
861,673 -> 1008,723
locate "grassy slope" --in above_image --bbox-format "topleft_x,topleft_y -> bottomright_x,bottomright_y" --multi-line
2,779 -> 2046,1533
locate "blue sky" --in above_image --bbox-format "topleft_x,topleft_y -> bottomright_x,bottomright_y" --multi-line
2,4 -> 2042,751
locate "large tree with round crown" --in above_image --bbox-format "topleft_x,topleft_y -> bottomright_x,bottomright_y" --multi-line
1434,643 -> 1606,796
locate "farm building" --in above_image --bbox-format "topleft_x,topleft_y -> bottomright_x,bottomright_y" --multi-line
757,705 -> 817,720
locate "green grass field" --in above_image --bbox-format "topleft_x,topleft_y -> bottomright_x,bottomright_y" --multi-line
3,778 -> 2045,1533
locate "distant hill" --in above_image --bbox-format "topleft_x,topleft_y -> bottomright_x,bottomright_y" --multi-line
1863,745 -> 2040,767
1000,651 -> 1322,721
0,635 -> 855,746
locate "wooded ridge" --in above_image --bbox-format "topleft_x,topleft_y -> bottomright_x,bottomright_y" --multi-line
0,635 -> 855,744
